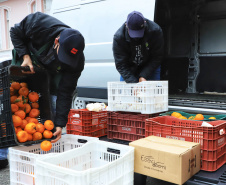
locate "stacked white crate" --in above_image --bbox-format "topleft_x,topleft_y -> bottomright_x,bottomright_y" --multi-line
35,140 -> 134,185
9,134 -> 98,185
107,81 -> 168,114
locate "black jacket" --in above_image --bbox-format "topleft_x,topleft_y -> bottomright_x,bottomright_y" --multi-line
113,19 -> 164,83
10,12 -> 84,128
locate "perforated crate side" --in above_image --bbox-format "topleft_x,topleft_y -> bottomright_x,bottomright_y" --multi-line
145,116 -> 226,171
107,81 -> 168,114
0,61 -> 17,148
35,140 -> 134,185
9,134 -> 98,185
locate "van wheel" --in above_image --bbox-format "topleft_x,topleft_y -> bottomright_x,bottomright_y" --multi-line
72,97 -> 86,109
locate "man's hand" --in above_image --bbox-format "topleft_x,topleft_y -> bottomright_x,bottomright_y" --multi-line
139,77 -> 146,82
51,127 -> 62,143
21,55 -> 35,74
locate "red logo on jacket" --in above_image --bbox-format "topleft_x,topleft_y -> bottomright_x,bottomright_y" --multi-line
71,48 -> 78,54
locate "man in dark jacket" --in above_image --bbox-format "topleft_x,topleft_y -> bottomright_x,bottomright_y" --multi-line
10,12 -> 85,142
113,11 -> 164,83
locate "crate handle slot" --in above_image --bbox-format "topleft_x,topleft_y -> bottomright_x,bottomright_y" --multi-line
20,66 -> 31,72
77,139 -> 87,143
107,147 -> 121,155
20,155 -> 31,161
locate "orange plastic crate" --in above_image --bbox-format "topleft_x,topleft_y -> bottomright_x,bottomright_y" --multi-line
145,116 -> 226,171
67,109 -> 107,137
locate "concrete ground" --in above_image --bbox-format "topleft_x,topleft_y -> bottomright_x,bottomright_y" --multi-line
0,166 -> 10,185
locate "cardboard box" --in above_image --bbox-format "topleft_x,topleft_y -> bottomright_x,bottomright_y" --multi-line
129,136 -> 200,185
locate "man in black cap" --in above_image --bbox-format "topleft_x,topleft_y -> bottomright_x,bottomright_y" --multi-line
113,11 -> 164,83
10,12 -> 85,143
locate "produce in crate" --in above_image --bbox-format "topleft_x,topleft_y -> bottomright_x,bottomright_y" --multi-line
171,111 -> 205,120
10,81 -> 55,143
86,102 -> 107,112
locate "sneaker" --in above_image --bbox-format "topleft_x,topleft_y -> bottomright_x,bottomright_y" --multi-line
0,159 -> 8,169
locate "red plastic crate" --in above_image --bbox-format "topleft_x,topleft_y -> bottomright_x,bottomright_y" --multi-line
68,128 -> 107,137
145,116 -> 226,171
107,131 -> 144,141
67,109 -> 107,137
107,111 -> 159,141
108,125 -> 145,135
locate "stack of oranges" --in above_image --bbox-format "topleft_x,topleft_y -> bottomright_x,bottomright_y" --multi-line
10,81 -> 54,151
171,112 -> 206,120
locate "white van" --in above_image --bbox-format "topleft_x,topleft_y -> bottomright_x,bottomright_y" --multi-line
50,0 -> 226,115
50,0 -> 156,108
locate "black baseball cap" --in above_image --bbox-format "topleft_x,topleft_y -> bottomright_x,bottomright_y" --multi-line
58,28 -> 85,68
127,11 -> 145,38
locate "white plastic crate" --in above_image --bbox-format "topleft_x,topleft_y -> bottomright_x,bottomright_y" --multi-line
107,81 -> 168,114
35,140 -> 134,185
9,134 -> 98,185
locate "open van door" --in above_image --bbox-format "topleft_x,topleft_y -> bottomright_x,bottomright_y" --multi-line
50,0 -> 156,108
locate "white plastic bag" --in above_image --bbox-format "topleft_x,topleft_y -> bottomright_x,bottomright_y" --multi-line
86,103 -> 107,112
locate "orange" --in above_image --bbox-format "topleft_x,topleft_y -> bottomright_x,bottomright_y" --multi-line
24,122 -> 36,134
14,110 -> 26,120
43,130 -> 53,139
179,116 -> 187,119
10,87 -> 17,96
11,104 -> 19,113
15,127 -> 22,134
28,92 -> 39,103
33,132 -> 42,141
209,117 -> 216,119
10,96 -> 18,104
19,87 -> 29,97
40,140 -> 52,151
44,120 -> 54,131
16,127 -> 22,133
29,109 -> 40,118
36,123 -> 45,133
171,112 -> 182,118
20,82 -> 28,88
12,115 -> 23,127
16,130 -> 28,143
14,127 -> 17,134
20,119 -> 28,130
25,117 -> 31,122
11,82 -> 21,90
194,114 -> 204,120
27,133 -> 33,141
31,102 -> 39,109
20,103 -> 31,114
15,95 -> 28,108
29,118 -> 39,124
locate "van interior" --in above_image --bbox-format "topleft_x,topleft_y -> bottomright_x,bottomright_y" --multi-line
156,0 -> 226,110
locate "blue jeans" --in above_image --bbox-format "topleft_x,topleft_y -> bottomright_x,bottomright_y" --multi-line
0,148 -> 8,160
51,95 -> 57,121
120,66 -> 161,81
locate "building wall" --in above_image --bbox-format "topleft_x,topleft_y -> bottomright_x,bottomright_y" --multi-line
0,0 -> 52,59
